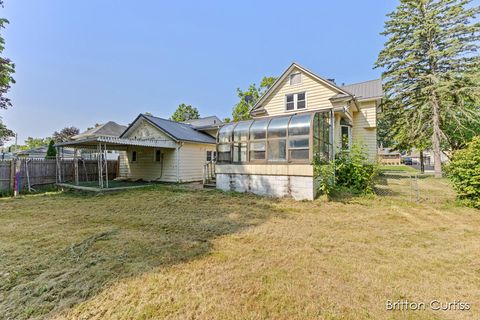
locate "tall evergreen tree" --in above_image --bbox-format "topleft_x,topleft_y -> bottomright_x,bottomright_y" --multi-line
46,140 -> 57,159
376,0 -> 480,177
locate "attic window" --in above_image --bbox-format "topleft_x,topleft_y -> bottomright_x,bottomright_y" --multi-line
289,73 -> 302,85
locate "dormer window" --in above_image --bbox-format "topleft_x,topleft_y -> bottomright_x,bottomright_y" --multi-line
290,72 -> 302,85
285,92 -> 307,111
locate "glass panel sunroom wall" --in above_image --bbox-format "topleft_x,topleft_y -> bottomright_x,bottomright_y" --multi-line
249,119 -> 269,161
217,111 -> 333,164
233,121 -> 252,163
267,117 -> 289,161
288,114 -> 310,161
217,123 -> 236,163
313,111 -> 332,163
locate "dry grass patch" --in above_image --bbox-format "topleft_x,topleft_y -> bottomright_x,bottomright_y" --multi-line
1,179 -> 479,319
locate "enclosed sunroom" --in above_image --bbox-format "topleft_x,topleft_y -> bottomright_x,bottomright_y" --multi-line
215,110 -> 339,200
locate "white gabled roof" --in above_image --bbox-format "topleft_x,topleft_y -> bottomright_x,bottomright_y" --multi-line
250,62 -> 353,115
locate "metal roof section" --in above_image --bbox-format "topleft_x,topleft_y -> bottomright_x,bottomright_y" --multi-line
182,116 -> 223,128
141,114 -> 216,144
340,79 -> 383,100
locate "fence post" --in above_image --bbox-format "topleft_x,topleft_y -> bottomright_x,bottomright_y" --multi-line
9,159 -> 15,195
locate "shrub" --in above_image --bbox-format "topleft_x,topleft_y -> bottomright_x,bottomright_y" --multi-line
313,144 -> 379,197
445,136 -> 480,208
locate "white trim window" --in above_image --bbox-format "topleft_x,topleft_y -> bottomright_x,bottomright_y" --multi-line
289,72 -> 302,85
285,92 -> 307,111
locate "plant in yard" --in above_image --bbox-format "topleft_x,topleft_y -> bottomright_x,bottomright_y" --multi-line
312,159 -> 335,197
46,140 -> 56,159
376,0 -> 480,178
313,144 -> 379,197
445,136 -> 480,208
335,145 -> 379,195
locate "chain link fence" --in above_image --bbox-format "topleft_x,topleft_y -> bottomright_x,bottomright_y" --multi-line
375,171 -> 453,204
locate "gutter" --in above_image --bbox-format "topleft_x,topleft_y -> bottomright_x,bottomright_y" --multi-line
176,142 -> 184,183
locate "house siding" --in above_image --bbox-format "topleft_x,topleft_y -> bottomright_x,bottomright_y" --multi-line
119,147 -> 178,182
352,101 -> 378,161
179,143 -> 216,182
258,67 -> 339,117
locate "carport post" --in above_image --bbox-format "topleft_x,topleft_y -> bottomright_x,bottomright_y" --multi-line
104,143 -> 108,188
74,148 -> 79,185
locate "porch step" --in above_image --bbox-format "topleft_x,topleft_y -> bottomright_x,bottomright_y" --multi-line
203,183 -> 216,188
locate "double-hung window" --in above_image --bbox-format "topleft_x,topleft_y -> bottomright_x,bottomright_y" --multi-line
285,92 -> 306,111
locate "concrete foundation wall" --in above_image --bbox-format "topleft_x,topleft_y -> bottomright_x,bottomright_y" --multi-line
216,173 -> 315,200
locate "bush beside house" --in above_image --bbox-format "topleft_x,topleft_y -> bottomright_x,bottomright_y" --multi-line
314,144 -> 378,197
446,136 -> 480,208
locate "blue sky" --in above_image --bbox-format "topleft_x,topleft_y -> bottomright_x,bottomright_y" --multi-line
1,0 -> 399,145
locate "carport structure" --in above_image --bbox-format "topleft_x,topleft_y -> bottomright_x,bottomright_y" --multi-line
54,136 -> 177,190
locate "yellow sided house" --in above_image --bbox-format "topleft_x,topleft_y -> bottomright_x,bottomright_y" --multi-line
215,63 -> 382,200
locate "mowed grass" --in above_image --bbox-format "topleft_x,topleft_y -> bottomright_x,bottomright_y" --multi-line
0,180 -> 479,320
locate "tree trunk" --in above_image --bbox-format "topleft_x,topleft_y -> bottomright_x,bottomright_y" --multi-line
431,95 -> 443,178
420,150 -> 425,174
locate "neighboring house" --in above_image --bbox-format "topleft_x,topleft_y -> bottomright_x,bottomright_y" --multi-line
73,121 -> 127,160
117,114 -> 219,182
72,121 -> 127,140
378,147 -> 401,165
404,149 -> 450,166
16,146 -> 75,159
215,63 -> 382,200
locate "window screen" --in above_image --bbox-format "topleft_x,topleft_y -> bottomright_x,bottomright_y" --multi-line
290,73 -> 302,85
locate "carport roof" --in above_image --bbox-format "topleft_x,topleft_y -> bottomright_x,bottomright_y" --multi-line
54,136 -> 178,149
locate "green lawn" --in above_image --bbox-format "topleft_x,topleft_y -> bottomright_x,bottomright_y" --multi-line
0,180 -> 479,319
379,165 -> 418,172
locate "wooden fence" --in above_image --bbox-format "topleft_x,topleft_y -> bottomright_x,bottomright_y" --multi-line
0,159 -> 118,193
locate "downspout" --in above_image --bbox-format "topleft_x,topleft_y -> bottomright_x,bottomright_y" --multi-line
176,142 -> 184,183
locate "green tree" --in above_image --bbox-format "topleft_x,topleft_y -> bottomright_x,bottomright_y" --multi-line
232,76 -> 276,122
46,140 -> 57,159
170,103 -> 200,122
21,137 -> 51,150
52,127 -> 80,143
376,0 -> 480,178
0,0 -> 15,146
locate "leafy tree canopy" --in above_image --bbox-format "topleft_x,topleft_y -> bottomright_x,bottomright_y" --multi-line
52,127 -> 80,143
0,0 -> 15,145
232,76 -> 276,122
19,137 -> 51,150
170,103 -> 200,122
